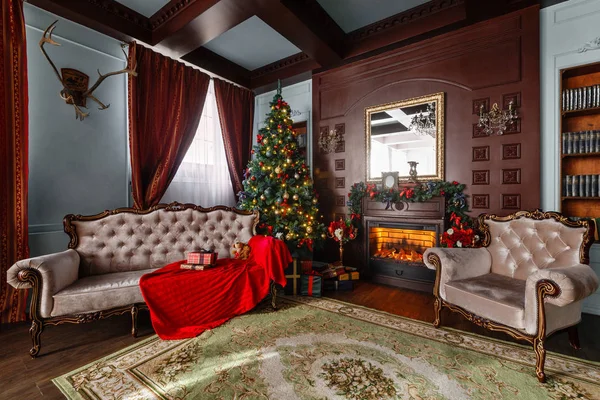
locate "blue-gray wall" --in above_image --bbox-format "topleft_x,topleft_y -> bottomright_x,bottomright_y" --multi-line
25,4 -> 130,256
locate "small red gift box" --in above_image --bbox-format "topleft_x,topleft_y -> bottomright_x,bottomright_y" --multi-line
321,266 -> 347,279
187,250 -> 217,266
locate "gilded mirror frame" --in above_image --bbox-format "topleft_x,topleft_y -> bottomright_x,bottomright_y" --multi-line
365,92 -> 445,183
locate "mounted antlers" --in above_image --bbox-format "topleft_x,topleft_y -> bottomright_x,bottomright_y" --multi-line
39,21 -> 137,121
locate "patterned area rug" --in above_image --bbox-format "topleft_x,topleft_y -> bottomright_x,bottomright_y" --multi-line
53,297 -> 600,399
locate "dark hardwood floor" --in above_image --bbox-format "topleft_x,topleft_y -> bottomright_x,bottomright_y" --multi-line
0,281 -> 598,399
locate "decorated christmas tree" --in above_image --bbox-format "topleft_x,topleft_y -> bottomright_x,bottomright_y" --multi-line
238,85 -> 325,253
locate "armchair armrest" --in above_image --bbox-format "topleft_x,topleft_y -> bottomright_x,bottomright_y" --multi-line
424,247 -> 492,300
7,249 -> 80,318
525,264 -> 599,307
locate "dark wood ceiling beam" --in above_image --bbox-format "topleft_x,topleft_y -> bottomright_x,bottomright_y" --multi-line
155,0 -> 254,57
249,52 -> 320,89
26,0 -> 152,43
150,0 -> 223,44
344,0 -> 467,59
255,0 -> 342,67
183,46 -> 251,87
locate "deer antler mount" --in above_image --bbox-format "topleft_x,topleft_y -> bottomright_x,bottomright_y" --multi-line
39,21 -> 137,121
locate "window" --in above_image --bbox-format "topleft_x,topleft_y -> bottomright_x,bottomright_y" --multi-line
161,80 -> 235,207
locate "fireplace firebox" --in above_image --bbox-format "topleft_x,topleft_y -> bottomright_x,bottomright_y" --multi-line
363,197 -> 445,292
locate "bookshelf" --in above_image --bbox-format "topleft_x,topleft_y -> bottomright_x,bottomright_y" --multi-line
560,62 -> 600,219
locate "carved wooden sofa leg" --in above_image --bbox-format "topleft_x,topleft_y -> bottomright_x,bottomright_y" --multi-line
131,305 -> 139,338
568,326 -> 581,350
534,337 -> 547,383
29,319 -> 44,358
270,281 -> 278,311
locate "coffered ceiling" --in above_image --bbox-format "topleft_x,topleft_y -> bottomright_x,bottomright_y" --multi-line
27,0 -> 538,89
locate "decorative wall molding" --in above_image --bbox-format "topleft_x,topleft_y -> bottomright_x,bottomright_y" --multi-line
472,146 -> 490,162
502,143 -> 521,159
150,0 -> 198,28
335,177 -> 346,188
502,194 -> 521,209
473,98 -> 489,114
335,195 -> 345,206
502,168 -> 522,184
85,0 -> 152,30
472,194 -> 490,209
335,159 -> 345,171
250,53 -> 311,79
578,36 -> 600,53
346,0 -> 464,42
472,170 -> 490,185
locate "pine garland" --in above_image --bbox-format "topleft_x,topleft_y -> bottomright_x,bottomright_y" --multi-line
347,180 -> 471,223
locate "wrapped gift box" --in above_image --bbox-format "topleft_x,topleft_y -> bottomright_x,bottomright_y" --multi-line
323,280 -> 353,292
321,266 -> 347,279
300,260 -> 314,274
301,274 -> 322,297
284,259 -> 301,295
338,269 -> 360,281
187,250 -> 217,266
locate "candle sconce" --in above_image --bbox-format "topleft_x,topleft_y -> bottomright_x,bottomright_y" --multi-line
478,101 -> 518,135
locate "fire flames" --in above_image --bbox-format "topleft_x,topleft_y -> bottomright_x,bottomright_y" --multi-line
373,248 -> 423,262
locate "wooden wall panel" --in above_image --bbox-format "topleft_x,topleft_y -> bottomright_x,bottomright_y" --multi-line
313,6 -> 540,235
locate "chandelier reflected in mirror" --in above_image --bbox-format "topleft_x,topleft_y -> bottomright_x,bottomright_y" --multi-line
409,102 -> 437,137
478,101 -> 518,135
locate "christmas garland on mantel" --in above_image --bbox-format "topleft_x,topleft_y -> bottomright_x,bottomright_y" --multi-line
347,180 -> 471,223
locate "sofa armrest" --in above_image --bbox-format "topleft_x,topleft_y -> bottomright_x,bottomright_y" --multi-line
525,264 -> 599,307
7,249 -> 80,318
424,247 -> 492,300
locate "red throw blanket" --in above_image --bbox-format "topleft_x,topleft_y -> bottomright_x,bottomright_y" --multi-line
139,235 -> 291,340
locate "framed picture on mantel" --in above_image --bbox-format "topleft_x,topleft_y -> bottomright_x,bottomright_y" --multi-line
381,171 -> 399,191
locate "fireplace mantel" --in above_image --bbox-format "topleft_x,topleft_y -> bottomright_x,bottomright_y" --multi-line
362,197 -> 445,292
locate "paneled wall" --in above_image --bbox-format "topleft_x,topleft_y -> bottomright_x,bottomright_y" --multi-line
540,0 -> 600,315
313,6 -> 540,261
25,4 -> 130,256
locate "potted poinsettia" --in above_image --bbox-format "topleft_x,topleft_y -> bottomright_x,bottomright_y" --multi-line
441,213 -> 480,248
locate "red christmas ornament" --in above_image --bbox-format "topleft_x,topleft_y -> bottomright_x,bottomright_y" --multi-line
257,134 -> 263,142
274,145 -> 278,149
277,125 -> 282,129
251,176 -> 256,181
259,161 -> 264,166
251,149 -> 255,154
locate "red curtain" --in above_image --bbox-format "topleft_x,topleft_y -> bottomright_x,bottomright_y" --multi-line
214,78 -> 254,197
0,0 -> 29,323
128,43 -> 210,209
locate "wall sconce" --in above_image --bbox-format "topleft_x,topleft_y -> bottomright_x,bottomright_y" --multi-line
319,128 -> 342,153
478,101 -> 518,135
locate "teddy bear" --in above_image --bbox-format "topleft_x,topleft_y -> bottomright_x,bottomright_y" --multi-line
231,241 -> 251,260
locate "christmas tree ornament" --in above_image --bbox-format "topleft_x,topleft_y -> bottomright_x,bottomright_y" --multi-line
283,192 -> 289,199
260,194 -> 266,200
286,158 -> 292,164
294,173 -> 300,179
275,166 -> 281,174
293,194 -> 299,201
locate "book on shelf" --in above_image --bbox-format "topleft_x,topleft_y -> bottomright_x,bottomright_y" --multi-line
562,84 -> 600,111
580,174 -> 586,197
597,131 -> 600,153
572,175 -> 579,197
562,133 -> 568,154
180,263 -> 215,270
568,132 -> 574,154
593,175 -> 599,197
564,175 -> 571,197
585,175 -> 591,197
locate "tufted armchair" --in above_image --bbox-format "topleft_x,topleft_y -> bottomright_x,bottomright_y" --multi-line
424,210 -> 598,383
7,203 -> 259,357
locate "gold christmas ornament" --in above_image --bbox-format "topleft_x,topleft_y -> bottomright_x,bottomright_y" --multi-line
306,226 -> 313,233
293,194 -> 299,200
275,167 -> 282,174
283,192 -> 289,199
260,195 -> 266,200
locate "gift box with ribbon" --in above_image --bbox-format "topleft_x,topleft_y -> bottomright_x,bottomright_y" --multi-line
301,273 -> 322,297
320,265 -> 347,279
284,259 -> 301,295
186,250 -> 217,266
338,269 -> 360,281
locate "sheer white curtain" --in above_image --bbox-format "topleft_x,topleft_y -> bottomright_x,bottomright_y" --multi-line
161,80 -> 236,207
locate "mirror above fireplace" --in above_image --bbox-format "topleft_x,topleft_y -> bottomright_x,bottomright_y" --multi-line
365,92 -> 445,183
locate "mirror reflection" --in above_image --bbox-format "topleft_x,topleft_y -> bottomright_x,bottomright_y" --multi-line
366,93 -> 444,182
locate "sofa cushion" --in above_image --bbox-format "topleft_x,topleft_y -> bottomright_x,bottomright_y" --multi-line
445,273 -> 526,330
51,269 -> 156,317
71,207 -> 257,276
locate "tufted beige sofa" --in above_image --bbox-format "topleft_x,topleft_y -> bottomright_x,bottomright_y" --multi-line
7,203 -> 258,357
424,210 -> 598,383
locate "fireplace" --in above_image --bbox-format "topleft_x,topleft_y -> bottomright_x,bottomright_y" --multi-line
362,197 -> 444,292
